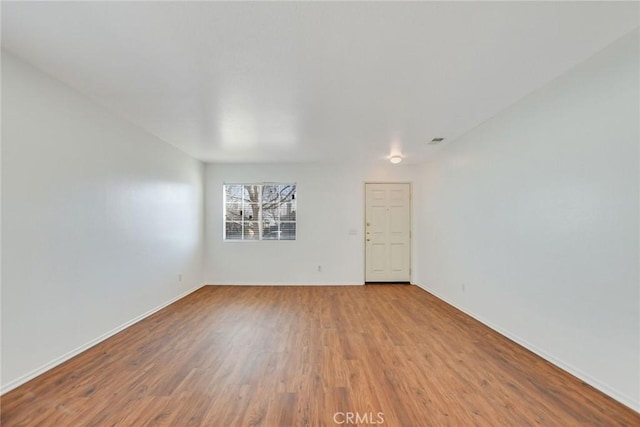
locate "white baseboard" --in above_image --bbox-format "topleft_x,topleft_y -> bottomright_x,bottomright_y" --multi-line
0,283 -> 205,395
206,282 -> 364,286
414,282 -> 639,413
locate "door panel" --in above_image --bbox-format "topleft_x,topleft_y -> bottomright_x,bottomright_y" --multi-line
365,183 -> 411,282
389,189 -> 404,201
371,189 -> 385,201
390,243 -> 405,272
389,206 -> 406,232
371,244 -> 386,272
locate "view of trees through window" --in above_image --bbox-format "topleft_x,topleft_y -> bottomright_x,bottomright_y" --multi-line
224,184 -> 296,240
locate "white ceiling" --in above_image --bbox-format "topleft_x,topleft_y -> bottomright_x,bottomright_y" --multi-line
2,2 -> 638,164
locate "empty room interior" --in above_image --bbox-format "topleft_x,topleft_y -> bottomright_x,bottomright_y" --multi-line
1,1 -> 639,426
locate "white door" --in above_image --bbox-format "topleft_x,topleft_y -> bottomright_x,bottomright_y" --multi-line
365,183 -> 411,282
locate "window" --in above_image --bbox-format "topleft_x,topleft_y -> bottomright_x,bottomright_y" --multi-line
224,183 -> 296,240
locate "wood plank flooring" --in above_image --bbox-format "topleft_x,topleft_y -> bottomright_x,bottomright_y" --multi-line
1,285 -> 638,426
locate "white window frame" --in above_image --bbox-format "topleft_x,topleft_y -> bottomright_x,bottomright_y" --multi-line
223,182 -> 297,241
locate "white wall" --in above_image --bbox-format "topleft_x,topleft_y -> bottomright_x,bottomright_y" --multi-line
414,30 -> 639,409
204,162 -> 417,285
1,51 -> 204,392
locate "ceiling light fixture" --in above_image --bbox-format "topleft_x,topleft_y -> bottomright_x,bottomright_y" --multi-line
390,155 -> 402,164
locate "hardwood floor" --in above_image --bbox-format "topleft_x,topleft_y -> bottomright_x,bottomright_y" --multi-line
2,285 -> 638,426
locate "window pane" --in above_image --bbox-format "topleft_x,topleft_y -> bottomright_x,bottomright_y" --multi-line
242,222 -> 260,240
261,185 -> 279,223
262,228 -> 280,240
225,185 -> 245,224
225,202 -> 242,221
261,185 -> 279,205
225,222 -> 242,240
280,222 -> 296,240
278,202 -> 295,221
225,185 -> 244,203
279,185 -> 295,202
243,185 -> 260,221
281,185 -> 296,222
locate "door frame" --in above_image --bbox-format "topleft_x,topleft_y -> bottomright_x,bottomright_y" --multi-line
363,182 -> 413,284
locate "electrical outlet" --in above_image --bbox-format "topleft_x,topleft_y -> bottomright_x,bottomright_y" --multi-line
317,265 -> 322,272
461,283 -> 465,293
178,274 -> 182,283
